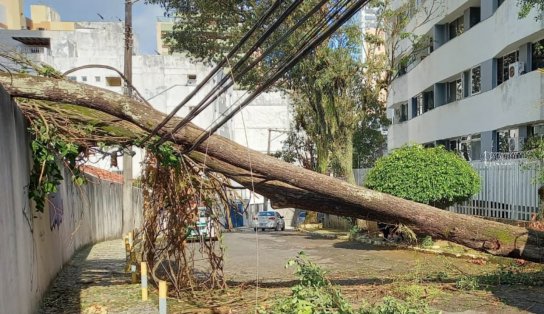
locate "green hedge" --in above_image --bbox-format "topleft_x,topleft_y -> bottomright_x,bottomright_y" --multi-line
365,145 -> 480,208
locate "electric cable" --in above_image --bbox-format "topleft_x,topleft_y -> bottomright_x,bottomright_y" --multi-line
184,0 -> 368,153
152,0 -> 305,147
154,0 -> 343,147
140,0 -> 285,145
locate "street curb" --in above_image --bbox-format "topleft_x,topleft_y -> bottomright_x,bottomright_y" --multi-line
299,229 -> 487,261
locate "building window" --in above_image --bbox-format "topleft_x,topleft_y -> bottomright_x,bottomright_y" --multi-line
498,129 -> 520,152
446,77 -> 462,103
471,66 -> 481,95
423,90 -> 434,111
68,76 -> 76,81
187,74 -> 197,85
469,7 -> 481,28
415,94 -> 424,116
532,39 -> 544,71
95,76 -> 101,82
81,76 -> 87,82
460,134 -> 481,161
394,102 -> 408,123
106,76 -> 122,87
448,16 -> 464,40
497,51 -> 519,85
414,90 -> 434,116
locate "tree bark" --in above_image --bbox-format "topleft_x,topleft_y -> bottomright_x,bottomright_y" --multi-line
2,73 -> 544,263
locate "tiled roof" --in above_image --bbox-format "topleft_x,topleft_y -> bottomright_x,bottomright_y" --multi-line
81,165 -> 123,184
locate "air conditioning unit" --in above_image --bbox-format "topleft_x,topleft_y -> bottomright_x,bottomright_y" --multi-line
508,62 -> 525,79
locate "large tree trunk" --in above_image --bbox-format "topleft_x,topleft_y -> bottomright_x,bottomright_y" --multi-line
333,134 -> 355,184
1,73 -> 544,263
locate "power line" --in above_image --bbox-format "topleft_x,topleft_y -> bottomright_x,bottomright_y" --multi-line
154,0 -> 342,147
172,0 -> 351,146
153,0 -> 305,147
184,0 -> 369,153
140,0 -> 285,146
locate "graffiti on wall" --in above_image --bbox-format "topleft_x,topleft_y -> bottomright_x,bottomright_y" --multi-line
48,190 -> 64,230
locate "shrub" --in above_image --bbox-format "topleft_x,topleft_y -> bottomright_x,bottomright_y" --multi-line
365,145 -> 480,208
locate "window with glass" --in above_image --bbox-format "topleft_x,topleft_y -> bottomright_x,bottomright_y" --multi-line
532,39 -> 544,71
497,51 -> 519,85
414,91 -> 433,116
423,90 -> 434,111
446,77 -> 462,103
459,134 -> 481,161
394,103 -> 408,123
448,16 -> 464,40
471,66 -> 481,95
498,129 -> 520,152
416,94 -> 424,116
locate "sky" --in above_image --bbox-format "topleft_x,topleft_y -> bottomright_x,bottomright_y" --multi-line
24,0 -> 165,55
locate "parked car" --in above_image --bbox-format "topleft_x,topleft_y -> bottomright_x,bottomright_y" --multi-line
188,207 -> 217,241
253,211 -> 285,231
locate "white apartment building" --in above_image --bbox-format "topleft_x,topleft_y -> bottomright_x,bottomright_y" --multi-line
387,0 -> 544,161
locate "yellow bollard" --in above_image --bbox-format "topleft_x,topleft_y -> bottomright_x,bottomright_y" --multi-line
159,280 -> 167,314
141,262 -> 148,301
125,241 -> 131,273
128,231 -> 134,248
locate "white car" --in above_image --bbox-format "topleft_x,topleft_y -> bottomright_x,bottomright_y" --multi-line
189,207 -> 217,241
253,211 -> 285,231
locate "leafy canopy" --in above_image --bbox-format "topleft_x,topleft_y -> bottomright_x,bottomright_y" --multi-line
517,0 -> 544,19
365,145 -> 480,208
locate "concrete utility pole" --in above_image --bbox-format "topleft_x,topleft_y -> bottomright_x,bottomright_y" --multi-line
122,0 -> 134,233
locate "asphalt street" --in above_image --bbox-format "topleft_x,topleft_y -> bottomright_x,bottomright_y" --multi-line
222,230 -> 436,283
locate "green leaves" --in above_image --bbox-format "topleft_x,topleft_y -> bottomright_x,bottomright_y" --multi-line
517,0 -> 544,20
365,145 -> 480,208
28,120 -> 87,212
266,252 -> 353,314
150,143 -> 181,168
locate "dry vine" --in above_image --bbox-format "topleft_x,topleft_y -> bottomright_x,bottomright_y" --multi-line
141,145 -> 239,296
6,53 -> 241,296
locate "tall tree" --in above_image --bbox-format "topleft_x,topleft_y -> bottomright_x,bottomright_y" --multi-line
3,72 -> 543,262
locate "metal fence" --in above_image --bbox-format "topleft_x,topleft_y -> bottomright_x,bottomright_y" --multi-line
451,160 -> 540,221
354,160 -> 541,221
354,168 -> 371,186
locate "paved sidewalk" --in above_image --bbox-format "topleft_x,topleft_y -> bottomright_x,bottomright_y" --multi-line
39,239 -> 157,314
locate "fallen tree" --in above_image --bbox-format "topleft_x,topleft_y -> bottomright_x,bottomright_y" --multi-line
1,72 -> 543,262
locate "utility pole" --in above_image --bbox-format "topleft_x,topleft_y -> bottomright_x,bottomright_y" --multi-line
122,0 -> 134,234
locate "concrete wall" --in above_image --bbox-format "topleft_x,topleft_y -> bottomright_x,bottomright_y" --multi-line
0,90 -> 142,314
